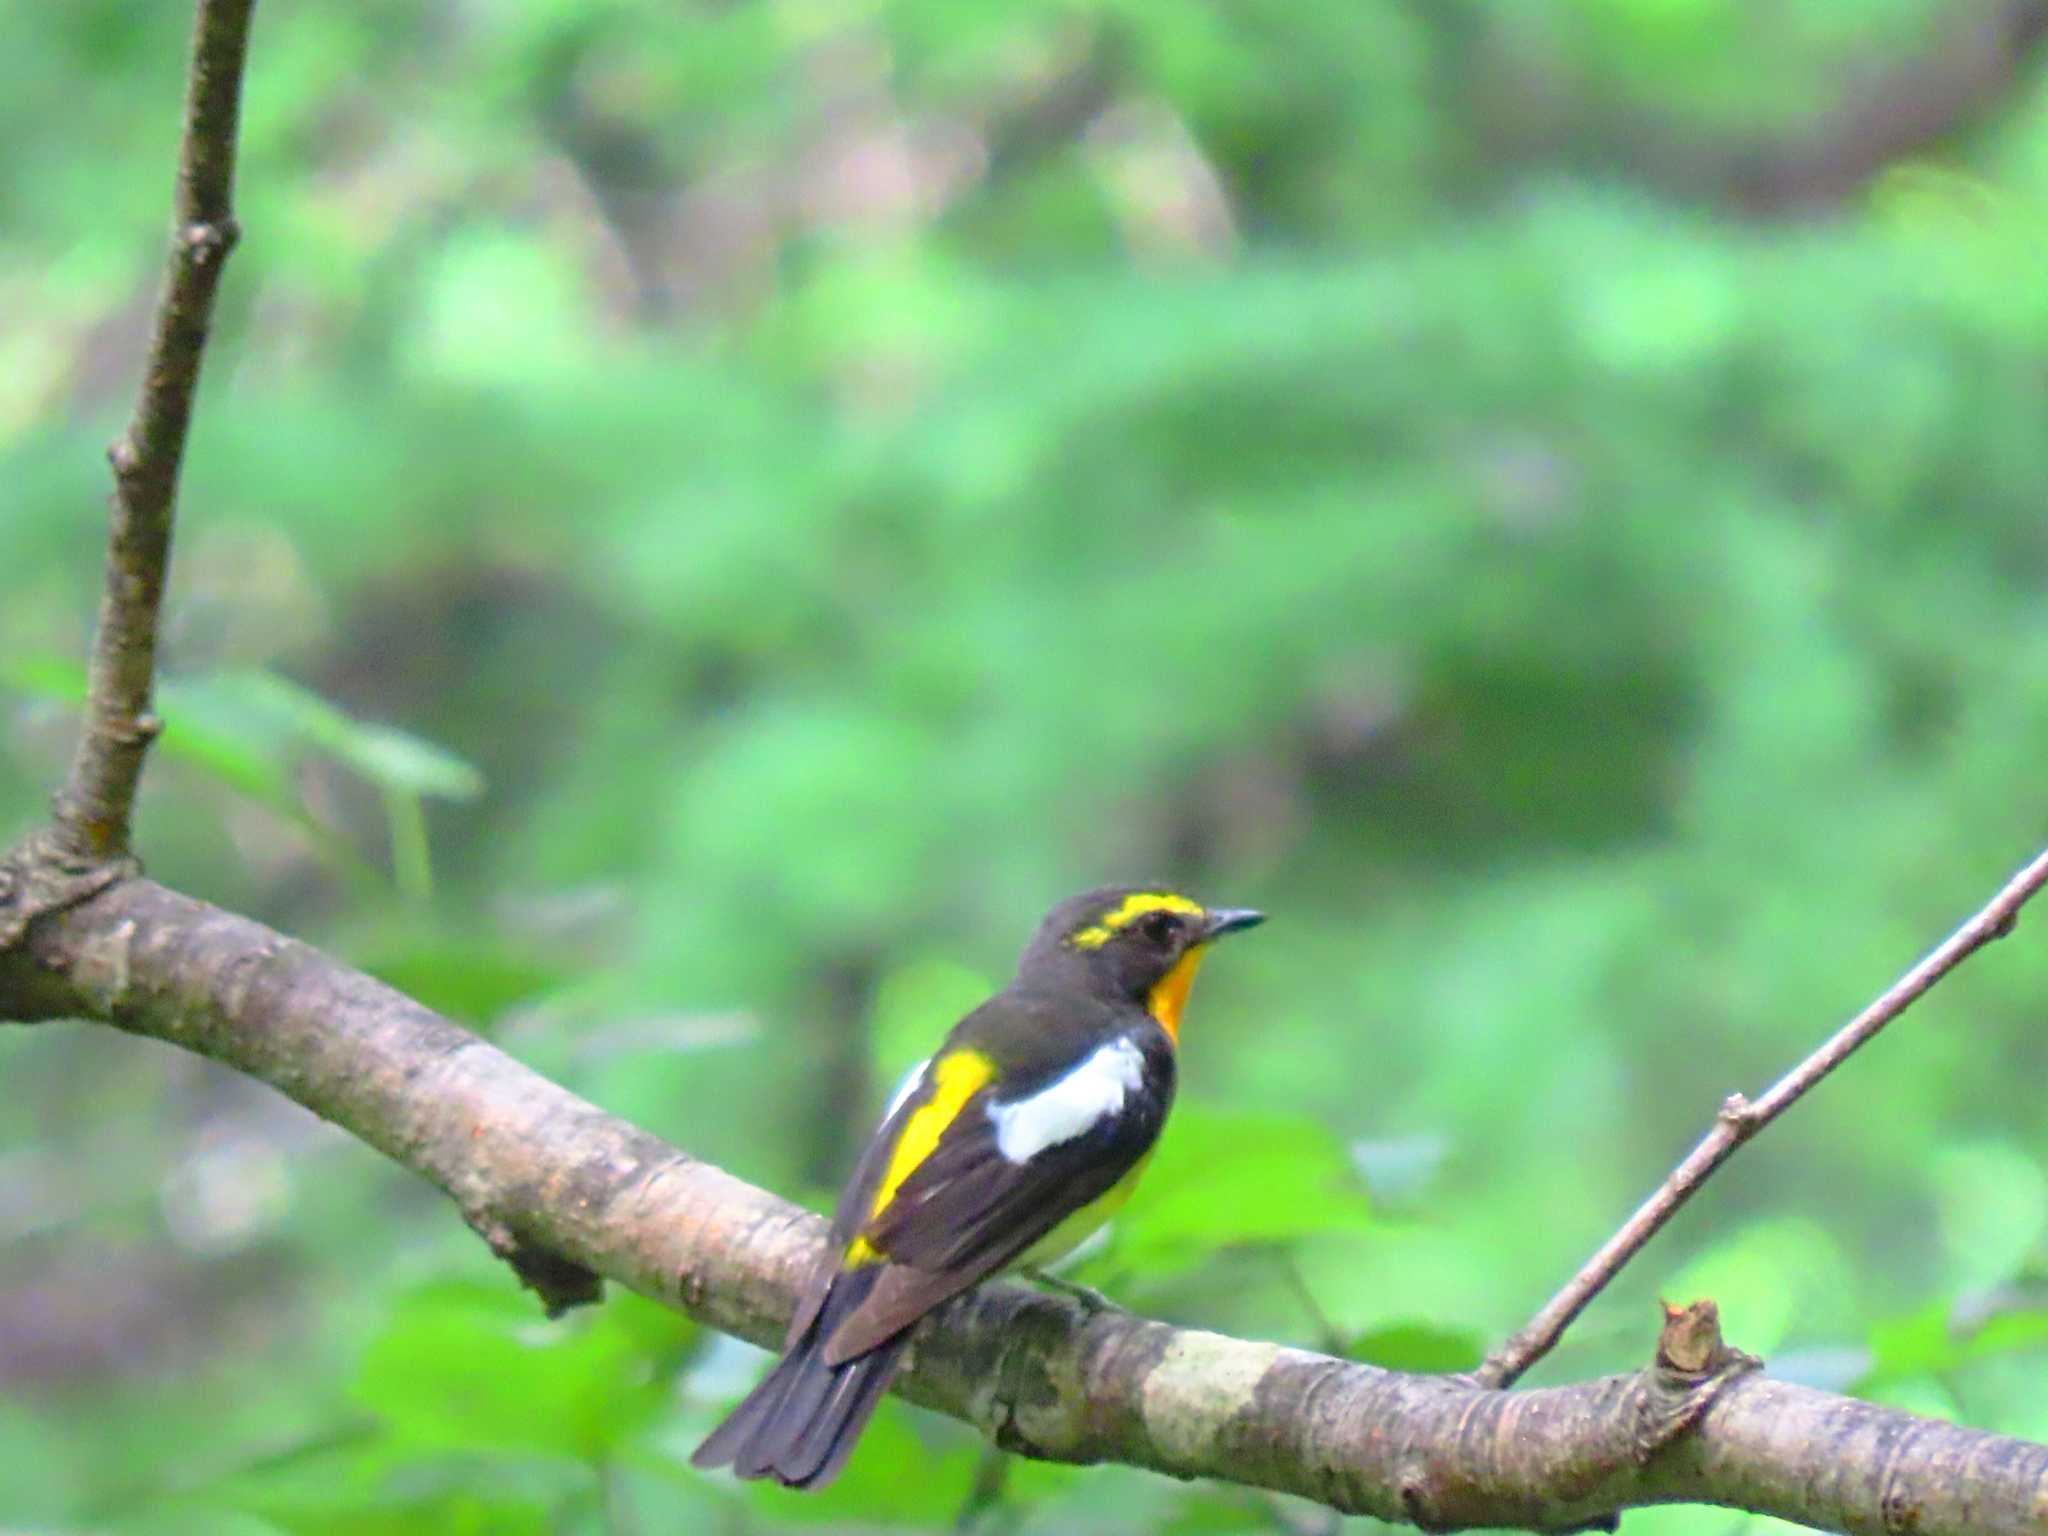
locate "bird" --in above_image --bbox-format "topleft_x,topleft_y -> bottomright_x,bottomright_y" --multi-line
691,885 -> 1266,1490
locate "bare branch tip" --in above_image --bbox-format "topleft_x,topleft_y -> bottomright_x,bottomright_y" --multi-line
1633,1297 -> 1764,1466
1655,1298 -> 1725,1375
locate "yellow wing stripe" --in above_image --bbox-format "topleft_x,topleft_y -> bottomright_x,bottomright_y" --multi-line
844,1049 -> 995,1268
1071,892 -> 1203,949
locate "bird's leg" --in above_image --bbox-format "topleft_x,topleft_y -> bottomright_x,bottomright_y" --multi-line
1021,1267 -> 1119,1316
954,1443 -> 1014,1533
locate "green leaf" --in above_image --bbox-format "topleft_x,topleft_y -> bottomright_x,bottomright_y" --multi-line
3,660 -> 302,827
1,660 -> 480,837
356,934 -> 570,1028
153,672 -> 301,810
226,1488 -> 552,1536
0,652 -> 88,702
224,671 -> 484,800
735,1399 -> 979,1524
1348,1321 -> 1485,1375
349,724 -> 485,801
1866,1300 -> 1959,1383
1153,1488 -> 1282,1532
1966,1307 -> 2048,1366
1863,1297 -> 2048,1387
1111,1104 -> 1372,1273
0,661 -> 346,882
1661,1219 -> 1852,1356
102,1504 -> 289,1536
353,1282 -> 689,1462
201,1435 -> 572,1536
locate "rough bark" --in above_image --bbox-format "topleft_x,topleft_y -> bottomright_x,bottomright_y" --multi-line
8,2 -> 2048,1527
5,877 -> 2046,1535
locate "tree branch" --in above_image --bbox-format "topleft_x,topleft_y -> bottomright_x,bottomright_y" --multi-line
1467,0 -> 2048,221
1723,0 -> 2048,215
1478,846 -> 2048,1391
44,0 -> 254,874
8,4 -> 2048,1528
5,877 -> 2047,1534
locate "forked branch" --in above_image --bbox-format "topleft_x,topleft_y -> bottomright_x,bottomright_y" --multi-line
6,878 -> 2048,1534
1478,845 -> 2048,1389
6,2 -> 2048,1528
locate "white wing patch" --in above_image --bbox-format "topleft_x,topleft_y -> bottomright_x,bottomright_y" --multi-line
987,1037 -> 1146,1164
881,1057 -> 929,1123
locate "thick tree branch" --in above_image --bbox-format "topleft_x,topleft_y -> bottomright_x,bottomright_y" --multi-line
7,4 -> 2045,1528
4,878 -> 2046,1534
1470,0 -> 2048,220
1722,0 -> 2048,215
44,0 -> 253,875
1480,846 -> 2048,1390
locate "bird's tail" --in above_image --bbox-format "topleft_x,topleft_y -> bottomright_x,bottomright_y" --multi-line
690,1265 -> 910,1490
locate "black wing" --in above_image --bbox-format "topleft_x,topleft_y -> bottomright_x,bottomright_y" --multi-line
822,1031 -> 1172,1363
780,1058 -> 936,1351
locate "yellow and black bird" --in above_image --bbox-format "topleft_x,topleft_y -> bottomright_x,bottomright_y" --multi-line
692,886 -> 1265,1489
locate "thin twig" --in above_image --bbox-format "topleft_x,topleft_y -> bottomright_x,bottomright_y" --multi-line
12,877 -> 2048,1533
1275,1253 -> 1346,1356
1476,845 -> 2048,1389
49,0 -> 257,865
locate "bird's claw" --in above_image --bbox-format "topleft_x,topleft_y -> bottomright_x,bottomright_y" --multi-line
1023,1267 -> 1120,1316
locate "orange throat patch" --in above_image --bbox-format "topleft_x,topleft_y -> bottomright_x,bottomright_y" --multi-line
1146,947 -> 1206,1044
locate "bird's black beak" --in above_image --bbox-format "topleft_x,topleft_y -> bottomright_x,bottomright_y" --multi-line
1201,907 -> 1266,942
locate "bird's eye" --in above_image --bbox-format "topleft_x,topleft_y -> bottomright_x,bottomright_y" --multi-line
1138,911 -> 1182,946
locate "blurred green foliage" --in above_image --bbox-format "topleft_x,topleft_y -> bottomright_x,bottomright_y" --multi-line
7,1 -> 2048,1531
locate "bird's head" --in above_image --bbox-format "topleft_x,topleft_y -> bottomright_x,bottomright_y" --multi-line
1019,885 -> 1266,1040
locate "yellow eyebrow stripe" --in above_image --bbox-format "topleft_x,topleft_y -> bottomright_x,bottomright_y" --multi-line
844,1049 -> 994,1267
1071,892 -> 1204,949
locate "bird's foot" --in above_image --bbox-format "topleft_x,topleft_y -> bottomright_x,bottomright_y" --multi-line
1022,1267 -> 1119,1316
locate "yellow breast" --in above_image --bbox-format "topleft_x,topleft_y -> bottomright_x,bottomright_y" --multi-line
1014,1148 -> 1156,1269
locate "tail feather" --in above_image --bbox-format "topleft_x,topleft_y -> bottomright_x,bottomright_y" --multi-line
748,1350 -> 854,1480
692,1265 -> 911,1489
796,1340 -> 901,1489
690,1363 -> 786,1472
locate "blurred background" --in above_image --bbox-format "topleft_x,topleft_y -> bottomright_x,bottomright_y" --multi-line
6,1 -> 2048,1532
